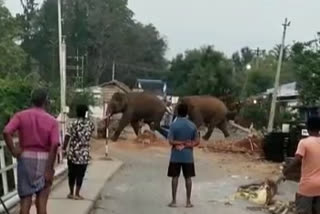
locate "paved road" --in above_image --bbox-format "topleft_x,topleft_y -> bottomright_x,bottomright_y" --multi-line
91,143 -> 296,214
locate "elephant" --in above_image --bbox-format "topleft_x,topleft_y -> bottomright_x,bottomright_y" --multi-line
175,96 -> 231,141
105,92 -> 167,141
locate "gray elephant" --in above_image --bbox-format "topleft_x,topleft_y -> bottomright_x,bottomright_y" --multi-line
176,96 -> 231,140
105,92 -> 167,141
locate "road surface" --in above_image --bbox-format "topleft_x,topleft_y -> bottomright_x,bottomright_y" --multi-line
91,141 -> 297,214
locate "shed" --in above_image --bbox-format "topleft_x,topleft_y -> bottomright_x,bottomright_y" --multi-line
100,80 -> 131,104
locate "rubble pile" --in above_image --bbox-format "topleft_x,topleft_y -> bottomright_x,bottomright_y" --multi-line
207,135 -> 264,155
265,201 -> 295,214
234,179 -> 279,205
235,178 -> 296,214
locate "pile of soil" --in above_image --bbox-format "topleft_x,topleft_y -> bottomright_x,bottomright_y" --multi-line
134,130 -> 167,145
207,135 -> 264,156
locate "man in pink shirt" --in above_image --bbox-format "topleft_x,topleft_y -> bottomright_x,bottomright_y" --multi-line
3,89 -> 60,214
284,117 -> 320,214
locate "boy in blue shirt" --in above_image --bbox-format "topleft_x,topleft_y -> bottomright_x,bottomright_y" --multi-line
167,103 -> 199,208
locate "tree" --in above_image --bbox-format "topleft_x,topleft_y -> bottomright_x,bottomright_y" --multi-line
85,0 -> 167,84
291,42 -> 320,105
270,44 -> 290,62
15,0 -> 39,73
232,47 -> 254,73
168,46 -> 237,97
0,2 -> 26,76
24,0 -> 167,86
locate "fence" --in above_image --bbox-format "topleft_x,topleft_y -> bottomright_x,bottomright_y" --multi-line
0,139 -> 66,213
0,141 -> 17,202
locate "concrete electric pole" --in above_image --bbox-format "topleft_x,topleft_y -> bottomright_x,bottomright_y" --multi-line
267,18 -> 291,132
58,0 -> 67,137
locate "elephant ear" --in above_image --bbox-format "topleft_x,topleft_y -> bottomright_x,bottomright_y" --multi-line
181,98 -> 194,112
112,92 -> 129,111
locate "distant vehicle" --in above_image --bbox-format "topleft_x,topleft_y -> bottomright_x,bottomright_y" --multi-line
135,79 -> 167,99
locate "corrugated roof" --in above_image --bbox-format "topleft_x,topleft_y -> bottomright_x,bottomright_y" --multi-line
265,82 -> 298,98
137,79 -> 164,84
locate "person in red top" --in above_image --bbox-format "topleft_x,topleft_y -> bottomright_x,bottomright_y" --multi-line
284,116 -> 320,214
3,89 -> 60,214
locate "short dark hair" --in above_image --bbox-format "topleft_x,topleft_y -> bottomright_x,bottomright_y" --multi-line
307,116 -> 320,132
177,103 -> 188,117
76,104 -> 88,118
31,88 -> 48,107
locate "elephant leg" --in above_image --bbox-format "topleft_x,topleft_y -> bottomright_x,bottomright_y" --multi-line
203,123 -> 215,141
153,121 -> 169,138
217,120 -> 230,138
188,109 -> 203,128
131,121 -> 140,137
111,115 -> 130,141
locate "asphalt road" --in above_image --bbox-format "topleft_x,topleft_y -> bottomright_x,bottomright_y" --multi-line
91,142 -> 297,214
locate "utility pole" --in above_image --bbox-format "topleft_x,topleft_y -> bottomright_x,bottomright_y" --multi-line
58,0 -> 67,164
252,47 -> 265,68
81,56 -> 84,88
267,18 -> 290,132
112,60 -> 115,81
58,0 -> 66,128
76,48 -> 79,80
67,55 -> 84,88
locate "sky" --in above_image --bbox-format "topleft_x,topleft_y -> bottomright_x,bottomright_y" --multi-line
5,0 -> 320,59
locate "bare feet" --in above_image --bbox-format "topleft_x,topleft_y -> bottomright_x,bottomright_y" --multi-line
186,202 -> 194,208
168,201 -> 177,208
74,195 -> 85,200
67,194 -> 74,199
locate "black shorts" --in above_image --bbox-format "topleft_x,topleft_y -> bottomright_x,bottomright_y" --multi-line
167,162 -> 195,178
296,193 -> 320,214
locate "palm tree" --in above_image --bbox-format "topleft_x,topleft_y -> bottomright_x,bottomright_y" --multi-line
270,44 -> 290,61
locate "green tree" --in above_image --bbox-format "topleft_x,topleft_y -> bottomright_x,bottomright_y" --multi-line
16,0 -> 39,73
0,2 -> 26,76
23,0 -> 167,86
270,44 -> 290,62
168,46 -> 237,97
291,42 -> 320,105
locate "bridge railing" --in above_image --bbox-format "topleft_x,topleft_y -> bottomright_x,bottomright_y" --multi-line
0,141 -> 17,202
0,139 -> 66,213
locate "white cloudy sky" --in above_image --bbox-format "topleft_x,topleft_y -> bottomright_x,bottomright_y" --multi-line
5,0 -> 320,59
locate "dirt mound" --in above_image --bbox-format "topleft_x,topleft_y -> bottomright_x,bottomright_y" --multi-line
134,130 -> 167,145
207,135 -> 264,156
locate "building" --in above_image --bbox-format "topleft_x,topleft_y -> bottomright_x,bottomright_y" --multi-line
100,80 -> 131,107
264,82 -> 299,107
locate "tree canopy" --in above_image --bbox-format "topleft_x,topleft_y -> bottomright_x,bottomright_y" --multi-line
0,2 -> 26,76
168,46 -> 236,97
17,0 -> 168,87
291,42 -> 320,105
